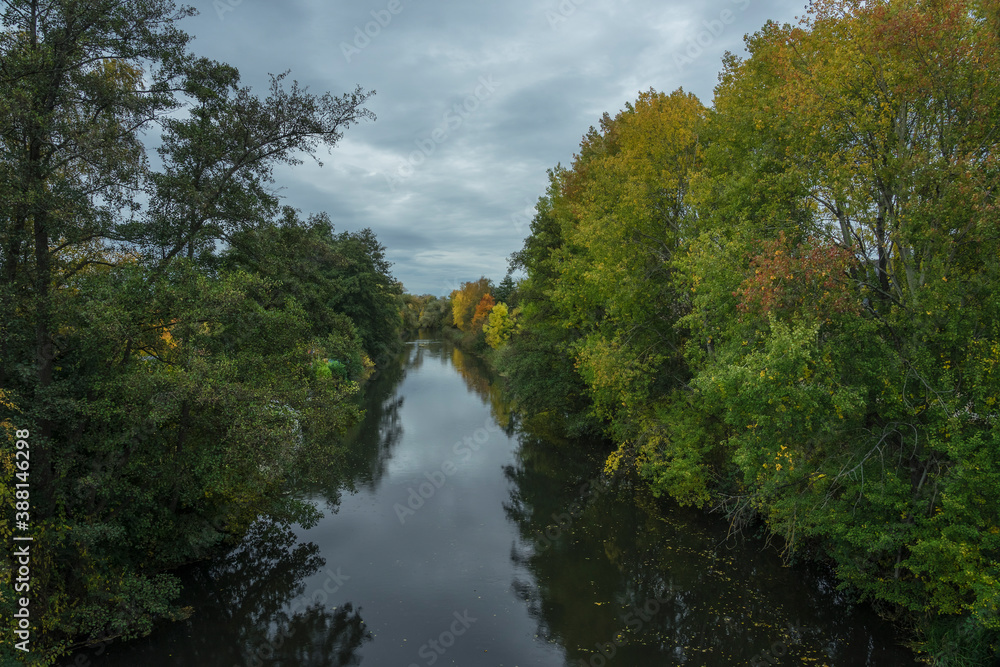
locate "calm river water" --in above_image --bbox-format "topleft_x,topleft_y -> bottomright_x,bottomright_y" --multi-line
70,338 -> 919,666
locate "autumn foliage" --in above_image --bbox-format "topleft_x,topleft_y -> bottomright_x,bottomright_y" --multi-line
737,234 -> 859,320
470,293 -> 495,332
502,0 -> 1000,662
450,277 -> 491,332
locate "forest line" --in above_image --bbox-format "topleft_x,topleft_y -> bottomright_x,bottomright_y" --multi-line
411,1 -> 1000,663
0,2 -> 402,663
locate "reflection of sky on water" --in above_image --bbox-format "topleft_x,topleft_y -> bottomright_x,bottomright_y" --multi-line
76,336 -> 918,667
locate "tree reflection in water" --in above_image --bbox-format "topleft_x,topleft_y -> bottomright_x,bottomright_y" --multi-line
295,343 -> 408,509
76,336 -> 918,667
502,419 -> 918,667
77,519 -> 372,667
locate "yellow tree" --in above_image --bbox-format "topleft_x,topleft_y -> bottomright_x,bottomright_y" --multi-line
484,303 -> 518,349
450,277 -> 491,332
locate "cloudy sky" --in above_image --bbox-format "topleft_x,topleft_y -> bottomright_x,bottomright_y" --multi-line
181,0 -> 805,295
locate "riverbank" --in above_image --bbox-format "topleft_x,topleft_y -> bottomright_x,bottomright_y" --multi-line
433,317 -> 960,663
72,336 -> 919,666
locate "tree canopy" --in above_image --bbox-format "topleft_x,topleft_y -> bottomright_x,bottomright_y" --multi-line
500,1 -> 1000,662
0,2 -> 392,663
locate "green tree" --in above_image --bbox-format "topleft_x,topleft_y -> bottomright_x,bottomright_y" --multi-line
418,296 -> 452,330
506,89 -> 705,438
224,209 -> 400,361
677,0 -> 1000,659
502,169 -> 596,435
0,0 -> 193,503
134,58 -> 374,269
505,1 -> 1000,661
0,2 -> 380,662
493,273 -> 518,307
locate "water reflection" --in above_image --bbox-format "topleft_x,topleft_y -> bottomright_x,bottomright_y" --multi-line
295,346 -> 408,509
75,336 -> 918,667
449,344 -> 518,435
503,422 -> 919,666
71,519 -> 372,666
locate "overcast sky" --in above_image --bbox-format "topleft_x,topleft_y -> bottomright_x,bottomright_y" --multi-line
181,0 -> 805,295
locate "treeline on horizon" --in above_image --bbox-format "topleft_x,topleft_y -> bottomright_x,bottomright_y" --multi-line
411,0 -> 1000,663
0,1 -> 403,663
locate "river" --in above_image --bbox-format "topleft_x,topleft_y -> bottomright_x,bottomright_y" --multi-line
70,337 -> 919,666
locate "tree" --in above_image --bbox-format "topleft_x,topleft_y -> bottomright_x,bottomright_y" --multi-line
0,0 -> 193,500
504,2 -> 1000,660
225,209 -> 400,360
135,59 -> 374,269
676,1 -> 1000,659
0,3 -> 381,661
484,302 -> 518,349
507,89 -> 705,434
418,296 -> 452,330
450,278 -> 491,332
501,169 -> 596,435
493,273 -> 517,306
471,293 -> 496,333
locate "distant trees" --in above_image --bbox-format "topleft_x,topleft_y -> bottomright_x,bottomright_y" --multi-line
483,303 -> 517,349
450,277 -> 492,332
448,277 -> 522,350
418,297 -> 453,330
470,293 -> 496,332
398,278 -> 523,342
399,294 -> 453,333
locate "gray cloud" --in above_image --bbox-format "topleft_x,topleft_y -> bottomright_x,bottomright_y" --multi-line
185,0 -> 804,294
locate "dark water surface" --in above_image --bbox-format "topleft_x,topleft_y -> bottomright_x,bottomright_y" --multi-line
71,338 -> 918,666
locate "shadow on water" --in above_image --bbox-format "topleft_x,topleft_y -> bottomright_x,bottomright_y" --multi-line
69,334 -> 919,667
69,518 -> 371,667
503,422 -> 919,666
